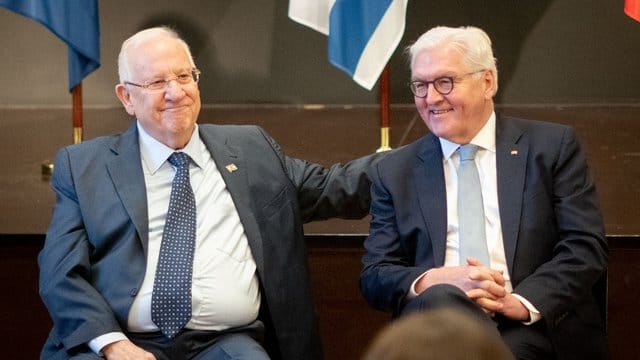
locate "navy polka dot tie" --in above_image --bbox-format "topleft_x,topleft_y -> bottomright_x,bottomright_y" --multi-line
151,152 -> 196,338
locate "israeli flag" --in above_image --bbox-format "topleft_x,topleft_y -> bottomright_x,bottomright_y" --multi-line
289,0 -> 408,90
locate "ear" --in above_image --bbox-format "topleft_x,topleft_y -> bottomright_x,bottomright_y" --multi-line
482,70 -> 497,100
115,84 -> 136,116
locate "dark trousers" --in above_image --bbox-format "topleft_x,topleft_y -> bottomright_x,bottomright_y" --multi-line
132,321 -> 269,360
401,284 -> 554,360
69,321 -> 269,360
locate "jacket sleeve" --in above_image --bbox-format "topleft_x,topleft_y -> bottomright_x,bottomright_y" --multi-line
38,147 -> 122,352
511,126 -> 608,328
359,161 -> 428,314
256,126 -> 382,223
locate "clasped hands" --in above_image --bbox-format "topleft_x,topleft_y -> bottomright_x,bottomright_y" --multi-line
414,258 -> 529,321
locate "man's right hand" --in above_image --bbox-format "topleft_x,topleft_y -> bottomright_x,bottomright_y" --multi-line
102,340 -> 156,360
414,260 -> 506,298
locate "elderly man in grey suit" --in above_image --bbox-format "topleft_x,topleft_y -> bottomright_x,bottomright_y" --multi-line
39,26 -> 376,360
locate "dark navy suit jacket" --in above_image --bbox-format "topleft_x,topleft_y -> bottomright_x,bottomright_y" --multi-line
360,115 -> 608,359
39,122 -> 377,360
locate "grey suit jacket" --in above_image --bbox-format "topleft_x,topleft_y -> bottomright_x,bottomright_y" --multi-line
39,122 -> 377,360
360,115 -> 608,359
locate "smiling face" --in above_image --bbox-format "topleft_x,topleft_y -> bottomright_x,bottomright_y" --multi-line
411,46 -> 496,144
115,32 -> 201,149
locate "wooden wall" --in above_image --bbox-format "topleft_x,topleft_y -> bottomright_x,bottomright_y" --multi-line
1,105 -> 638,236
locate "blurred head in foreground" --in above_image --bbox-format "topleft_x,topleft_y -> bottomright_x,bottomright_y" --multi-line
363,308 -> 514,360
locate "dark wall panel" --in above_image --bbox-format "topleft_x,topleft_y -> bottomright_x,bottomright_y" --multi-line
3,235 -> 639,359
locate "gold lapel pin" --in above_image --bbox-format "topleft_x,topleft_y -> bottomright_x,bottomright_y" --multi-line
225,163 -> 238,173
510,150 -> 518,155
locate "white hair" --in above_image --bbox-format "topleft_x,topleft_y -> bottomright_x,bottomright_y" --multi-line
407,26 -> 498,94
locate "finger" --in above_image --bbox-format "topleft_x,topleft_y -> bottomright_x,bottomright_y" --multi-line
467,283 -> 507,300
475,297 -> 504,313
464,278 -> 507,298
489,270 -> 506,285
464,290 -> 503,313
472,267 -> 505,285
465,260 -> 507,285
481,280 -> 507,298
466,257 -> 481,266
468,267 -> 498,282
465,288 -> 498,300
467,266 -> 487,280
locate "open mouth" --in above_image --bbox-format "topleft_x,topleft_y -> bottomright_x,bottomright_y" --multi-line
430,108 -> 453,115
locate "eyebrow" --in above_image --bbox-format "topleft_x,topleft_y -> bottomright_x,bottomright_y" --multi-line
411,73 -> 456,81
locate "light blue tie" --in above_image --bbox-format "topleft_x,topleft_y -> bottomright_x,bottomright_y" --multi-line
457,144 -> 490,265
151,152 -> 196,339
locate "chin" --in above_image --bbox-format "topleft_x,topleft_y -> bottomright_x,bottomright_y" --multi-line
425,122 -> 449,138
165,114 -> 194,127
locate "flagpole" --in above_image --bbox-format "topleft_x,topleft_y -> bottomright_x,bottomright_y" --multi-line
377,64 -> 392,152
72,82 -> 83,144
42,82 -> 83,177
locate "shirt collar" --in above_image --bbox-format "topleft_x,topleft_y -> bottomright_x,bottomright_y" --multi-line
439,111 -> 496,160
137,122 -> 205,174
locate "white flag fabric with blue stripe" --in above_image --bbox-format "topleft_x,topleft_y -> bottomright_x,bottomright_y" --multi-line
289,0 -> 408,90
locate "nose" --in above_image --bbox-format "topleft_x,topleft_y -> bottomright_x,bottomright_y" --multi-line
425,83 -> 444,104
164,79 -> 185,99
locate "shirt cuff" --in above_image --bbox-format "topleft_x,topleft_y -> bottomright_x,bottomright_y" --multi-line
88,332 -> 129,356
511,293 -> 542,325
408,269 -> 433,299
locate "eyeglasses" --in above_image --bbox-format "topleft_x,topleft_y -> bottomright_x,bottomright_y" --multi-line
408,70 -> 485,97
124,68 -> 201,91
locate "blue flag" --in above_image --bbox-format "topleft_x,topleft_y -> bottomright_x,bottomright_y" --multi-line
0,0 -> 100,91
289,0 -> 407,90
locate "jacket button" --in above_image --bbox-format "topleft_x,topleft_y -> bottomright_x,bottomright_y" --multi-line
130,288 -> 138,296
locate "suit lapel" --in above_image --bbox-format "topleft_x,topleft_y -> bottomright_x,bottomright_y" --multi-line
414,135 -> 448,266
106,123 -> 149,254
199,126 -> 265,273
495,116 -> 528,273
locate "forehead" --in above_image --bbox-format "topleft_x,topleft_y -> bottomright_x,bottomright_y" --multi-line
128,37 -> 192,75
411,46 -> 465,79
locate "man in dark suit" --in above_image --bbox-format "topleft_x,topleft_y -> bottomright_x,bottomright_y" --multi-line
360,26 -> 608,359
38,26 -> 376,360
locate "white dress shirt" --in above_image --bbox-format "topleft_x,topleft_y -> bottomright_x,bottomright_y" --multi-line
411,112 -> 540,323
90,123 -> 260,353
440,112 -> 510,287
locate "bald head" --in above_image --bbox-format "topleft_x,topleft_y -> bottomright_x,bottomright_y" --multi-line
117,26 -> 196,84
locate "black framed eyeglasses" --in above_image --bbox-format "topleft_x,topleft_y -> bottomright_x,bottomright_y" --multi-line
408,69 -> 485,97
124,68 -> 201,91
